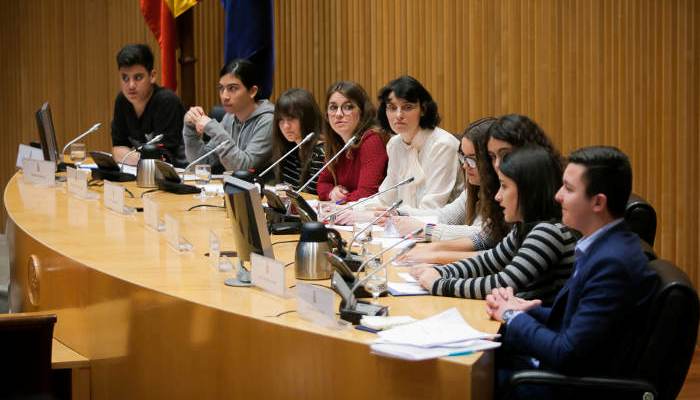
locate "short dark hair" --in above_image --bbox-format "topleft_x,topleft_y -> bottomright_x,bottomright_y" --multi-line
567,146 -> 632,218
116,44 -> 154,72
220,58 -> 264,100
377,75 -> 440,132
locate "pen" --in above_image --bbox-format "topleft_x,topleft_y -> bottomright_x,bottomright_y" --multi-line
448,350 -> 473,357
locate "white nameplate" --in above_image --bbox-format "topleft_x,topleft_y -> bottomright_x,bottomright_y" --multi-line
251,253 -> 287,297
164,213 -> 192,252
296,282 -> 336,322
103,181 -> 126,213
143,197 -> 164,231
16,144 -> 44,168
22,159 -> 55,186
66,167 -> 94,199
209,230 -> 232,271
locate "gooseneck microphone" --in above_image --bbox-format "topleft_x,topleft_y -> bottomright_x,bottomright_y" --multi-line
323,176 -> 415,220
181,139 -> 231,179
355,227 -> 424,275
119,133 -> 164,171
295,135 -> 357,194
350,242 -> 418,294
257,132 -> 316,180
61,123 -> 101,159
346,200 -> 403,252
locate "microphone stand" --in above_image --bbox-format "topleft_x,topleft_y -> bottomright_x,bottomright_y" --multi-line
346,200 -> 403,253
323,176 -> 415,221
295,135 -> 357,194
119,133 -> 164,172
257,132 -> 316,180
180,139 -> 231,180
350,242 -> 418,294
354,227 -> 423,274
60,123 -> 101,166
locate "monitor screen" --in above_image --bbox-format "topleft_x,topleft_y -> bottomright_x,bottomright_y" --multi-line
35,102 -> 60,163
224,175 -> 274,264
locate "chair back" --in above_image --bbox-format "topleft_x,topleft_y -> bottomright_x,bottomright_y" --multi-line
636,259 -> 699,399
625,193 -> 657,246
0,313 -> 57,398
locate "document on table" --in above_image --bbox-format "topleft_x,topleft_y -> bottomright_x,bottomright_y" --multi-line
369,307 -> 500,361
386,272 -> 429,296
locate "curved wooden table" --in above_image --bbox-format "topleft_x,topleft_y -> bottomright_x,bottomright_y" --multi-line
5,173 -> 499,399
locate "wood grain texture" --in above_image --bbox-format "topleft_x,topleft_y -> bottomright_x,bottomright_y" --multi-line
0,0 -> 698,289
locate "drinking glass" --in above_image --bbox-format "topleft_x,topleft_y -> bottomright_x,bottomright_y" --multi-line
352,222 -> 373,256
317,201 -> 336,223
69,143 -> 86,165
361,241 -> 387,302
194,164 -> 211,200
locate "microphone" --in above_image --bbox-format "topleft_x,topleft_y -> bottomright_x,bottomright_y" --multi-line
323,176 -> 415,220
61,123 -> 101,159
346,200 -> 403,253
257,132 -> 316,180
355,227 -> 423,274
119,133 -> 165,171
350,242 -> 418,294
295,135 -> 357,194
181,139 -> 231,179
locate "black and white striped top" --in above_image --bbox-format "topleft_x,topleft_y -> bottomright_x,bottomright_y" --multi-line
280,143 -> 325,195
431,221 -> 577,304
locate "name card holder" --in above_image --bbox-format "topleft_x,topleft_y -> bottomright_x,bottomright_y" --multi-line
103,181 -> 136,215
164,213 -> 193,252
209,230 -> 233,271
250,253 -> 289,298
16,144 -> 44,168
296,282 -> 341,328
142,197 -> 164,231
22,159 -> 56,187
66,167 -> 98,200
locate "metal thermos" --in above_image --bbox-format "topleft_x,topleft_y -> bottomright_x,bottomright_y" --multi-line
136,144 -> 160,188
295,222 -> 343,280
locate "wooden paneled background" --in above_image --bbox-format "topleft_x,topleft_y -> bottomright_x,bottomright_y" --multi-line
1,0 -> 698,287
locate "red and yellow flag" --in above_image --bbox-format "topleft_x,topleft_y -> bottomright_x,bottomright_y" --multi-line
140,0 -> 199,90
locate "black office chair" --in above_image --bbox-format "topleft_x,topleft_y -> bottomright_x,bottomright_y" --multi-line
625,193 -> 657,247
0,313 -> 58,399
504,258 -> 699,400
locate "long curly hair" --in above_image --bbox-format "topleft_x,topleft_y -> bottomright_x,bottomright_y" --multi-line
461,117 -> 496,225
479,114 -> 563,242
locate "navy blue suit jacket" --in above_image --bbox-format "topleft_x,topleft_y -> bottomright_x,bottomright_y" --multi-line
502,223 -> 657,375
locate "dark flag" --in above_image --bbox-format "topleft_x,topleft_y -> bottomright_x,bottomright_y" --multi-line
221,0 -> 275,99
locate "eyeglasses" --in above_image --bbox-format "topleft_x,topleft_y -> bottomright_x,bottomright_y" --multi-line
458,152 -> 477,169
327,102 -> 357,115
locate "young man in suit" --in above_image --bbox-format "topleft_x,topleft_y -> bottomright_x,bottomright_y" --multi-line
486,146 -> 658,398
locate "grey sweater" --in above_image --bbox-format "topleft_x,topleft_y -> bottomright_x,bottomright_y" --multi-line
183,100 -> 274,172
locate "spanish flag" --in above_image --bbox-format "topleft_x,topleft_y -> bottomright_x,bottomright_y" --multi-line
140,0 -> 199,90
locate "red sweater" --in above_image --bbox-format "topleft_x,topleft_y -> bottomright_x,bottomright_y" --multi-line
317,129 -> 388,201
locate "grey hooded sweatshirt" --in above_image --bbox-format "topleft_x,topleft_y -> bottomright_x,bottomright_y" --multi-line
183,100 -> 274,172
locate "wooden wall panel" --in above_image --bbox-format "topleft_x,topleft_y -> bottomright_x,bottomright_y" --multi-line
1,0 -> 699,289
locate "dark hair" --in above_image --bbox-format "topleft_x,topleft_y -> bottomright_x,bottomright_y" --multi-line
500,146 -> 563,243
322,80 -> 388,181
461,117 -> 496,225
116,44 -> 154,72
567,146 -> 632,218
479,114 -> 563,243
377,75 -> 440,132
219,58 -> 264,100
271,88 -> 323,186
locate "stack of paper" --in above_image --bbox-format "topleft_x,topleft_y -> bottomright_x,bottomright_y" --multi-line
386,272 -> 429,296
370,308 -> 500,361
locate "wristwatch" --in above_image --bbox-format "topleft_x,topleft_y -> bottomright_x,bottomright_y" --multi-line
424,223 -> 436,242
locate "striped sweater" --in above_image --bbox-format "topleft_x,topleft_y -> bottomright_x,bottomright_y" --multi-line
431,221 -> 577,304
279,143 -> 325,195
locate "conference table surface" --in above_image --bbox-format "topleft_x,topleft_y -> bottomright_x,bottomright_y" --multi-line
4,172 -> 500,400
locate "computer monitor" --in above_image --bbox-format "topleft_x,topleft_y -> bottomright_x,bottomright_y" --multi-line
35,102 -> 60,164
223,175 -> 274,264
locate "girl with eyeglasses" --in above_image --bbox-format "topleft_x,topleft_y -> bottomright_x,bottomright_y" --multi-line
316,81 -> 389,202
271,88 -> 325,194
400,114 -> 565,265
412,145 -> 577,304
390,117 -> 495,244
